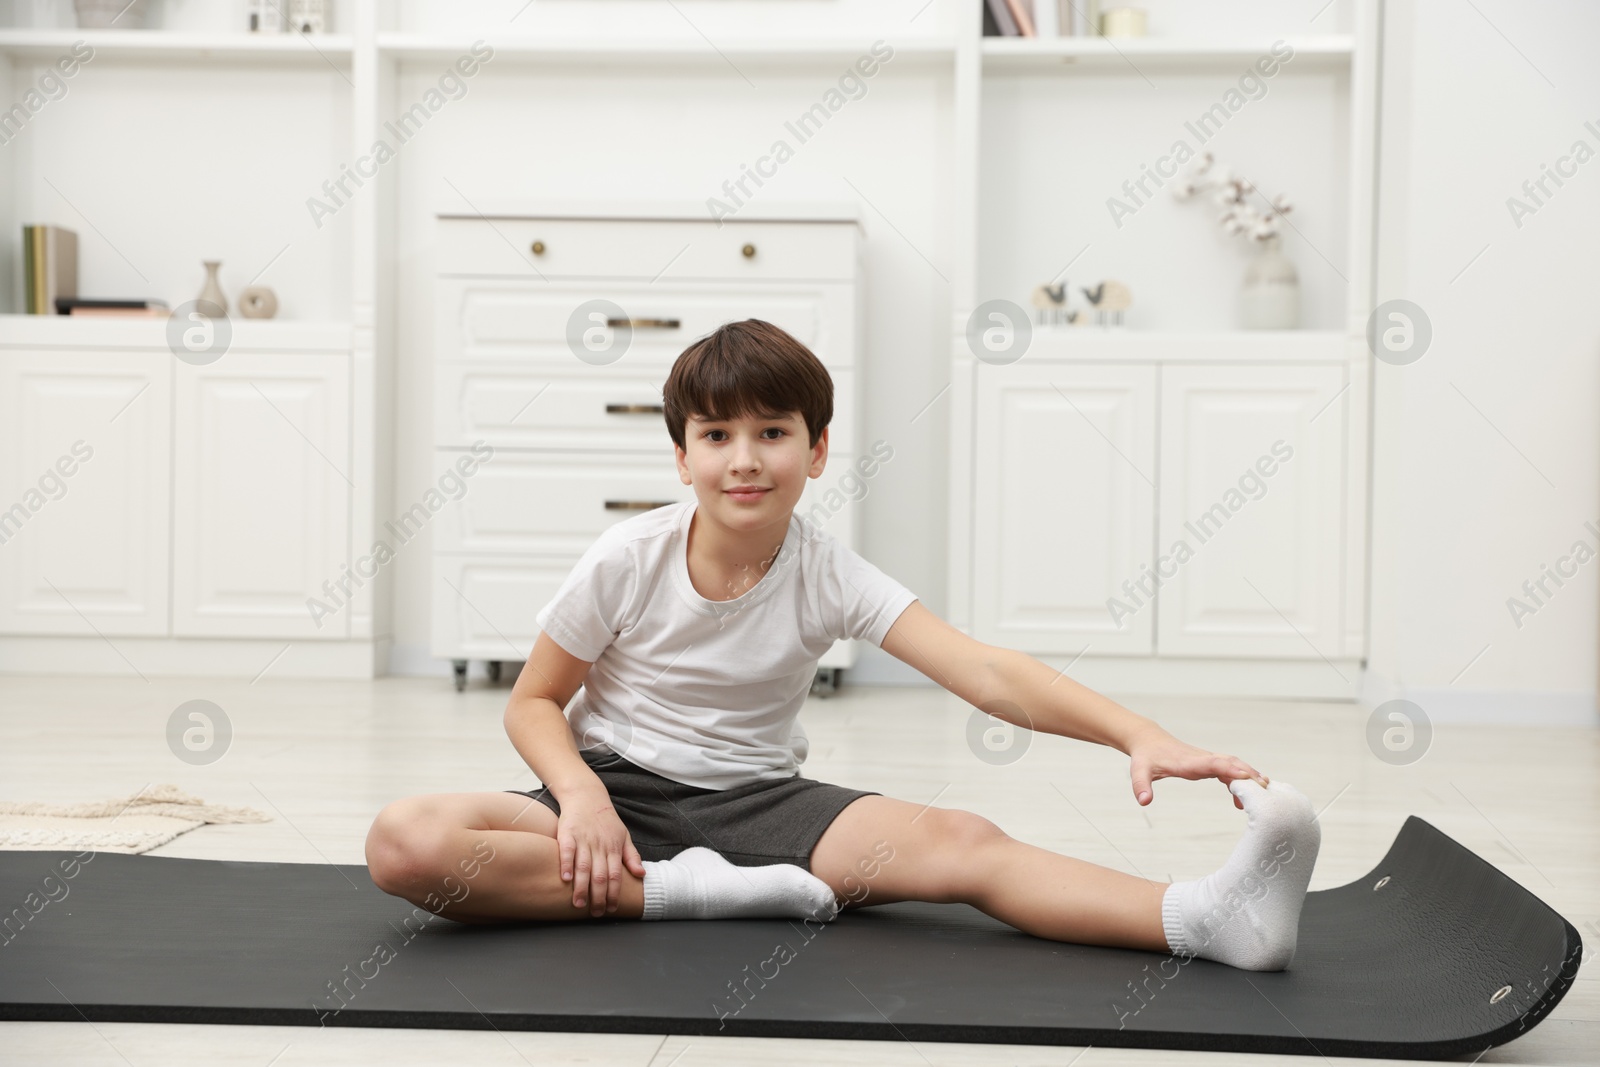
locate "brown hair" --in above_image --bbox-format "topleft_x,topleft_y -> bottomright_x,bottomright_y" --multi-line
662,319 -> 833,453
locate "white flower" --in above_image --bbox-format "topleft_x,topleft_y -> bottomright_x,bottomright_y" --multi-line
1175,154 -> 1292,245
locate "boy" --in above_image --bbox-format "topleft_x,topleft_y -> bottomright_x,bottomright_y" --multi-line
366,319 -> 1321,971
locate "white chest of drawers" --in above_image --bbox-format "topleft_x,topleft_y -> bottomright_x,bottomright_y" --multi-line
429,205 -> 864,692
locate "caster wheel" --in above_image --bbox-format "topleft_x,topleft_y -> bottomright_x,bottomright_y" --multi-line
810,667 -> 840,698
487,660 -> 502,683
452,660 -> 468,692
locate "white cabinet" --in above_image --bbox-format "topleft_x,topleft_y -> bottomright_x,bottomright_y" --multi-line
966,352 -> 1356,677
172,354 -> 352,638
973,362 -> 1157,655
0,351 -> 171,635
0,328 -> 353,654
430,211 -> 864,690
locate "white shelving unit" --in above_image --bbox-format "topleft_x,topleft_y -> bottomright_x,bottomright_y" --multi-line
0,6 -> 371,675
951,1 -> 1381,697
0,1 -> 1377,687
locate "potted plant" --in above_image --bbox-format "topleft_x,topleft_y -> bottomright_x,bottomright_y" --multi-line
1173,152 -> 1299,330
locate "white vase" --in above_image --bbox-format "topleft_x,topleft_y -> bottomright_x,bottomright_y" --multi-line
197,261 -> 228,318
1239,235 -> 1299,330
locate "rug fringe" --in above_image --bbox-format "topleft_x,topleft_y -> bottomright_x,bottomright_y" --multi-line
0,783 -> 270,825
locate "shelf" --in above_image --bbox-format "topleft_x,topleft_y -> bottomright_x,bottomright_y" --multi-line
981,34 -> 1353,72
0,28 -> 955,67
0,315 -> 353,352
0,29 -> 953,70
0,29 -> 352,64
377,33 -> 954,68
432,197 -> 861,224
958,329 -> 1351,363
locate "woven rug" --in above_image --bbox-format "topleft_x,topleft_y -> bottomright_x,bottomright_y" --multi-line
0,783 -> 270,854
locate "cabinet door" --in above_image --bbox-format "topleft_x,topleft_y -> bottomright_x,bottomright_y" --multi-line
1156,364 -> 1345,657
973,363 -> 1157,654
0,351 -> 170,635
172,353 -> 350,638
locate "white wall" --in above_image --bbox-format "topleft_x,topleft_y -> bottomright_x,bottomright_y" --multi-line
1366,0 -> 1600,723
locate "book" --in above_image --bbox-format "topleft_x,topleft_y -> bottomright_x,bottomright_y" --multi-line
23,225 -> 77,316
1034,0 -> 1059,36
66,307 -> 171,318
1078,0 -> 1101,35
1004,0 -> 1037,36
985,0 -> 1019,36
54,297 -> 170,314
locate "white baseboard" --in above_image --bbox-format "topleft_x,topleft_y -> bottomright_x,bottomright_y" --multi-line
0,636 -> 386,680
1361,668 -> 1597,725
387,640 -> 459,678
389,639 -> 863,680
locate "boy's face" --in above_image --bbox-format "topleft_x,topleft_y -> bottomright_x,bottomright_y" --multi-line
674,409 -> 827,526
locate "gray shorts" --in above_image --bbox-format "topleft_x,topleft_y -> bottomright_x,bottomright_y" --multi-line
505,748 -> 879,873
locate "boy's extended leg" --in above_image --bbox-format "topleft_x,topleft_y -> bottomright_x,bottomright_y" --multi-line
810,780 -> 1321,969
809,796 -> 1170,951
364,791 -> 648,923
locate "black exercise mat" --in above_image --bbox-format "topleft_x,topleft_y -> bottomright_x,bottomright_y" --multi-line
0,816 -> 1580,1059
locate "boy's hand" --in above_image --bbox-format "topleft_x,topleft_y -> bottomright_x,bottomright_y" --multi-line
1126,726 -> 1267,809
556,790 -> 647,916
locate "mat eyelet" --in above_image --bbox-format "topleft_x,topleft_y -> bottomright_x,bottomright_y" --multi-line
1490,985 -> 1512,1004
1373,876 -> 1390,890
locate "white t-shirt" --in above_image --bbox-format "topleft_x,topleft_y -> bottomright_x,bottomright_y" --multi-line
534,499 -> 919,790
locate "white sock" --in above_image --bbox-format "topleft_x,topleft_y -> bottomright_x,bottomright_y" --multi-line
640,846 -> 839,922
1161,779 -> 1321,971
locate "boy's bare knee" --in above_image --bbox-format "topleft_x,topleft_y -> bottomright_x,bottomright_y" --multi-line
365,801 -> 459,898
877,808 -> 1008,905
927,808 -> 1008,852
928,809 -> 1009,901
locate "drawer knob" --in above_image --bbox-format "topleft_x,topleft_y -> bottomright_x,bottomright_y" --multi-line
605,500 -> 676,511
531,240 -> 545,255
605,403 -> 665,415
741,243 -> 756,258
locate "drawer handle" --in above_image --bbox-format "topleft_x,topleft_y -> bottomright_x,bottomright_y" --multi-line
605,403 -> 665,415
605,317 -> 680,330
605,499 -> 676,511
531,240 -> 545,255
742,243 -> 756,258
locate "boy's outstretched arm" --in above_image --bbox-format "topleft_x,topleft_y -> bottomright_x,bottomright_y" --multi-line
878,601 -> 1268,809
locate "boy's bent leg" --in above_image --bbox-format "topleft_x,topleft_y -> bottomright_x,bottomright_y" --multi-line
809,796 -> 1169,952
365,791 -> 646,923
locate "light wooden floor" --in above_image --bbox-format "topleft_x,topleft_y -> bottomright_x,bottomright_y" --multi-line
1,673 -> 1594,1066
